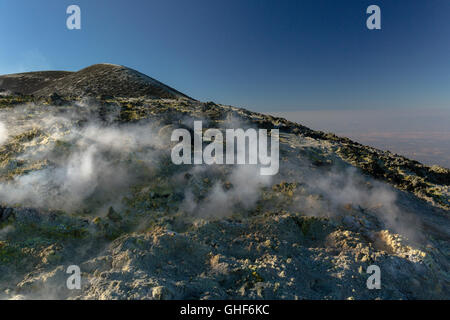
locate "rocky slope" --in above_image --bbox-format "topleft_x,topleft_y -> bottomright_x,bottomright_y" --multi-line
0,64 -> 190,99
0,71 -> 71,96
0,65 -> 448,300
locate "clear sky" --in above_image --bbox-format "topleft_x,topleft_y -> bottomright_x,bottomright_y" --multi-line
0,0 -> 449,112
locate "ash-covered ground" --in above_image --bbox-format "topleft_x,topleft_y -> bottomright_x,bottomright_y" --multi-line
0,65 -> 448,300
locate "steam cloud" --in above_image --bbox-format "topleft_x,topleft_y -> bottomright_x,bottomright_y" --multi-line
0,99 -> 422,244
0,101 -> 164,212
0,121 -> 7,146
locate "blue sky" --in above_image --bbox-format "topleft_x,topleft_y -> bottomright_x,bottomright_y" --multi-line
0,0 -> 449,111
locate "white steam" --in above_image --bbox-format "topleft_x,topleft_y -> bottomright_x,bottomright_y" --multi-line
183,165 -> 272,218
0,99 -> 427,244
0,102 -> 164,212
0,121 -> 8,146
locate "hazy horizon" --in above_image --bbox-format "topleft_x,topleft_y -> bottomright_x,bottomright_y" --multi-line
270,108 -> 450,168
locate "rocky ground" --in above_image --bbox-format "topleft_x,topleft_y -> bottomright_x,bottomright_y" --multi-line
0,65 -> 448,300
0,64 -> 189,99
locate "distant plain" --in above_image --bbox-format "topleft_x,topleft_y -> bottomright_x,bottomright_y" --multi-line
270,108 -> 450,169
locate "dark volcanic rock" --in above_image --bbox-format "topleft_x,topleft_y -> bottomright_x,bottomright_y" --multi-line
0,71 -> 71,96
0,64 -> 192,100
